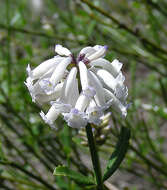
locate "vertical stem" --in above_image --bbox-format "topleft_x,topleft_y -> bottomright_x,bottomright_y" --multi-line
6,0 -> 11,95
85,124 -> 103,190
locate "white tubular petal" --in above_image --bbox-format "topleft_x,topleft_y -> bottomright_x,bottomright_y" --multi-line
50,57 -> 72,86
88,71 -> 105,106
39,67 -> 55,80
89,58 -> 121,77
82,86 -> 96,98
31,69 -> 65,98
64,78 -> 79,106
60,67 -> 78,106
63,108 -> 87,128
24,77 -> 36,102
36,93 -> 60,104
96,69 -> 116,91
114,72 -> 126,100
40,105 -> 59,126
55,44 -> 71,56
25,77 -> 46,102
70,79 -> 79,106
24,77 -> 33,92
104,88 -> 127,117
36,82 -> 64,104
39,78 -> 54,95
54,82 -> 64,92
86,99 -> 103,125
44,105 -> 59,121
115,83 -> 128,102
75,94 -> 90,112
88,99 -> 97,108
110,59 -> 123,74
93,45 -> 105,51
87,45 -> 108,62
31,56 -> 64,80
51,102 -> 72,113
115,72 -> 125,83
89,58 -> 110,70
26,64 -> 32,77
40,101 -> 72,127
78,61 -> 90,90
40,111 -> 56,129
33,80 -> 45,94
79,46 -> 96,57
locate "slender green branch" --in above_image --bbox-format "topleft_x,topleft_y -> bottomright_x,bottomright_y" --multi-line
85,124 -> 103,190
0,184 -> 15,190
0,130 -> 41,176
129,145 -> 167,176
0,111 -> 53,172
93,27 -> 166,76
40,144 -> 61,166
0,86 -> 34,136
80,0 -> 167,57
142,119 -> 167,166
0,161 -> 56,190
0,23 -> 77,42
79,13 -> 167,75
0,176 -> 48,190
47,138 -> 91,175
107,123 -> 167,177
158,78 -> 167,106
146,0 -> 167,18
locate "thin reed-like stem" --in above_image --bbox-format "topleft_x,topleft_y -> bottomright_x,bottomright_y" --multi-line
85,124 -> 103,190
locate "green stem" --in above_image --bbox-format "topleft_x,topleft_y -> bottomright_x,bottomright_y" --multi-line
85,124 -> 103,190
6,0 -> 11,95
80,0 -> 167,57
0,161 -> 57,190
0,175 -> 48,190
0,23 -> 79,42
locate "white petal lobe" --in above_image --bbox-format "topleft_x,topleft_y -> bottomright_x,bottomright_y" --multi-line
55,44 -> 71,56
31,56 -> 64,80
50,57 -> 72,86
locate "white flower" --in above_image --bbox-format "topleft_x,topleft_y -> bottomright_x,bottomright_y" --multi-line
86,99 -> 103,125
79,46 -> 96,56
89,58 -> 122,77
35,82 -> 64,104
55,44 -> 71,56
104,88 -> 127,117
95,69 -> 124,92
40,67 -> 79,128
40,57 -> 72,95
60,67 -> 79,106
27,56 -> 64,80
63,108 -> 87,128
87,45 -> 107,62
25,44 -> 128,129
88,70 -> 105,107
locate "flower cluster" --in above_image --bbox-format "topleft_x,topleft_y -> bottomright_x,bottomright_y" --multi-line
25,45 -> 128,129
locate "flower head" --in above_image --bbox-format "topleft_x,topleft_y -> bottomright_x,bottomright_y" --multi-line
25,44 -> 128,128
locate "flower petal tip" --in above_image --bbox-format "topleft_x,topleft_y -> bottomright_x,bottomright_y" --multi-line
40,111 -> 56,129
104,45 -> 108,50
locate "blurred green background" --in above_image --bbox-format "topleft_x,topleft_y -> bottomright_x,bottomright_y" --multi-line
0,0 -> 167,189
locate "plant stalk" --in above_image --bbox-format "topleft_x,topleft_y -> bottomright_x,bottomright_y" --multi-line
85,124 -> 103,190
